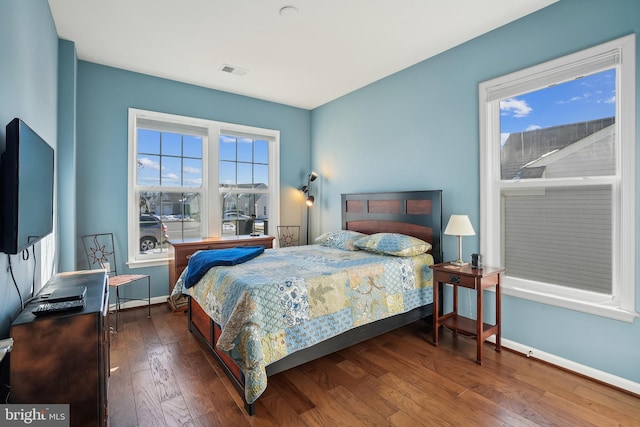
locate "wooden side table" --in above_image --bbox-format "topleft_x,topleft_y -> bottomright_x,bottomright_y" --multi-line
430,263 -> 505,365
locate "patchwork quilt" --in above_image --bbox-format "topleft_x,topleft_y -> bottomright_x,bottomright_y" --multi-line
174,244 -> 434,404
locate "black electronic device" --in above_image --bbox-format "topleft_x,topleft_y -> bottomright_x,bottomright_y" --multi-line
32,299 -> 85,316
42,286 -> 87,303
0,118 -> 55,254
471,253 -> 483,269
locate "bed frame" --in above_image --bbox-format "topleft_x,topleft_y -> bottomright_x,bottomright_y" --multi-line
187,190 -> 443,415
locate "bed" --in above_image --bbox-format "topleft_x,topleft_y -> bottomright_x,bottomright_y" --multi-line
175,190 -> 443,414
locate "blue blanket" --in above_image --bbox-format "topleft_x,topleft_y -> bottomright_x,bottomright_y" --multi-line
183,245 -> 264,289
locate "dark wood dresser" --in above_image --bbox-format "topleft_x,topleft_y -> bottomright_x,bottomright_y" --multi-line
168,235 -> 275,294
10,270 -> 109,427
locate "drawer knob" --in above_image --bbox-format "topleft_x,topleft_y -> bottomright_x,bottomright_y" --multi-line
449,275 -> 460,284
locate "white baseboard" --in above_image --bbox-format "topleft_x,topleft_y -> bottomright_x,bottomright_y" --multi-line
488,336 -> 640,396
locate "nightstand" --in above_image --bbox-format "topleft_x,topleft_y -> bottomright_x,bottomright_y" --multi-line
430,262 -> 505,365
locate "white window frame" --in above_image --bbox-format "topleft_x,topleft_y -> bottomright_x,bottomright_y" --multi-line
479,34 -> 636,322
127,108 -> 280,268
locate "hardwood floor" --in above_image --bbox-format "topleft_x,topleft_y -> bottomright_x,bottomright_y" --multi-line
108,304 -> 640,426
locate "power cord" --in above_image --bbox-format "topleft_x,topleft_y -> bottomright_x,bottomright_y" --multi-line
7,254 -> 23,310
30,245 -> 36,297
7,246 -> 38,312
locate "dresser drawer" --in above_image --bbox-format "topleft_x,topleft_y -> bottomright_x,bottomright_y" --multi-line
176,245 -> 228,268
433,270 -> 478,289
175,246 -> 201,268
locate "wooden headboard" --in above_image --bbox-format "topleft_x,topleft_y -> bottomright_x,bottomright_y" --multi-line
341,190 -> 443,263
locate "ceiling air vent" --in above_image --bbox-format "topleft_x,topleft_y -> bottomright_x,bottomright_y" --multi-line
220,64 -> 247,76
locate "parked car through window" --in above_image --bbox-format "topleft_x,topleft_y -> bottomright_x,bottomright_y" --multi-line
139,214 -> 168,252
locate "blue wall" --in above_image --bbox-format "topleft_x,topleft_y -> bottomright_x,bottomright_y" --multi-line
74,62 -> 311,298
0,1 -> 58,338
57,39 -> 77,273
311,0 -> 640,386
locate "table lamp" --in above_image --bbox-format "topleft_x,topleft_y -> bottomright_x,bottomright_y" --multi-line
444,214 -> 475,266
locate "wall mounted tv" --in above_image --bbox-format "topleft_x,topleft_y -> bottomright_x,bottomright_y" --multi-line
0,118 -> 54,254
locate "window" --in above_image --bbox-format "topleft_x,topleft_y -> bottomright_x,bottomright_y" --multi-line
219,132 -> 270,237
479,35 -> 636,321
128,109 -> 280,266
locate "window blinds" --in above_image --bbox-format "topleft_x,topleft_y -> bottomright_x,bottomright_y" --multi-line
486,49 -> 620,102
136,117 -> 208,136
503,185 -> 612,294
220,129 -> 276,142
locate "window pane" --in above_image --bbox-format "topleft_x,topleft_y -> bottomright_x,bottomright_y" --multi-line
500,69 -> 616,180
254,163 -> 269,187
254,194 -> 269,234
237,138 -> 253,162
138,129 -> 160,155
220,135 -> 236,161
237,162 -> 252,186
162,132 -> 182,156
503,185 -> 612,293
219,161 -> 236,187
183,158 -> 202,188
138,192 -> 169,255
221,193 -> 239,215
183,135 -> 202,158
140,191 -> 202,248
137,154 -> 160,186
161,156 -> 182,187
220,135 -> 269,189
138,130 -> 203,188
254,140 -> 268,164
220,192 -> 269,236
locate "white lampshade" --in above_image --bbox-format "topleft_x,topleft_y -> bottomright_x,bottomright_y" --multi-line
444,214 -> 475,266
444,215 -> 476,236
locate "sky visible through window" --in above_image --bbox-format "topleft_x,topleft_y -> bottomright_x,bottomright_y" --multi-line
137,130 -> 269,189
137,129 -> 202,188
219,135 -> 269,187
499,69 -> 616,145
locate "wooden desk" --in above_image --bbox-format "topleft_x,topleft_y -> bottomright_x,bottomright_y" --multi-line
430,263 -> 504,365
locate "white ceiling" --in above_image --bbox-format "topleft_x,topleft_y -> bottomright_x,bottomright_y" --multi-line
48,0 -> 557,110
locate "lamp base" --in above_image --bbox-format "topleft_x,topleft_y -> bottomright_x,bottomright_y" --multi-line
449,260 -> 468,266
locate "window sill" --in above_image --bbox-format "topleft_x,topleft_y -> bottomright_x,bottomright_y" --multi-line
127,257 -> 170,269
501,285 -> 639,323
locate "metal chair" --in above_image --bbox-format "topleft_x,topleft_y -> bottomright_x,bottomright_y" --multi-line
81,233 -> 150,331
277,226 -> 300,247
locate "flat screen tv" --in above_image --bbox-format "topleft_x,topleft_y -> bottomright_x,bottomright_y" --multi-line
0,118 -> 54,254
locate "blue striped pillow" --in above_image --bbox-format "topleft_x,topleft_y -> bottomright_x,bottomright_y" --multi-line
355,233 -> 431,256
